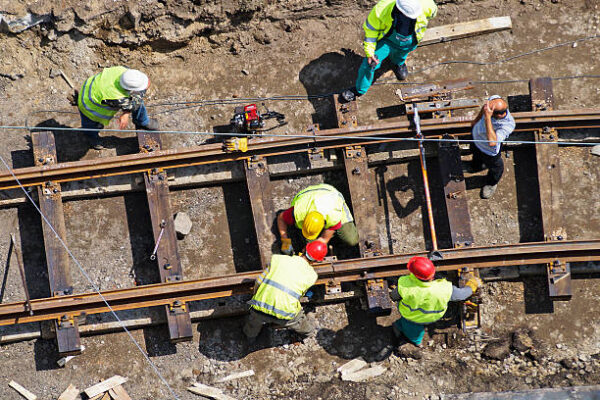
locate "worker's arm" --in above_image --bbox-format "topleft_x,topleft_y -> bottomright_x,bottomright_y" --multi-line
482,101 -> 498,147
277,209 -> 295,255
449,285 -> 473,301
389,286 -> 401,302
253,266 -> 270,294
471,104 -> 485,128
318,220 -> 342,244
277,212 -> 290,239
362,4 -> 387,59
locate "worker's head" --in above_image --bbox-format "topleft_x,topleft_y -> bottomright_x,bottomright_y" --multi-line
302,211 -> 325,241
488,95 -> 508,119
407,256 -> 435,281
395,0 -> 422,19
305,240 -> 328,262
120,69 -> 150,94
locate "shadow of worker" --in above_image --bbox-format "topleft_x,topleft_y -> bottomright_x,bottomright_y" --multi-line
299,49 -> 363,129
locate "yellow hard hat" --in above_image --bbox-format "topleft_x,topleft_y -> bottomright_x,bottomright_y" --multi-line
302,211 -> 324,240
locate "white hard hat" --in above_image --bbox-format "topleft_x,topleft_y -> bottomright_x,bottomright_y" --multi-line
119,69 -> 149,92
395,0 -> 422,19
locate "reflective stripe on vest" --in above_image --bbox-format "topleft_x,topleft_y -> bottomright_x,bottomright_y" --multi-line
396,274 -> 452,324
250,255 -> 317,320
291,184 -> 353,229
78,66 -> 129,126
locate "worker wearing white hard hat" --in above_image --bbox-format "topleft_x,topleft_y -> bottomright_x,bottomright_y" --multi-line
77,66 -> 159,150
340,0 -> 437,103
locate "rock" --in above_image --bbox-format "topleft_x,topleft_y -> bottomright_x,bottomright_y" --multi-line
174,212 -> 192,239
341,365 -> 387,382
512,329 -> 534,352
483,339 -> 511,361
337,358 -> 367,377
241,69 -> 249,75
560,357 -> 577,369
591,145 -> 600,157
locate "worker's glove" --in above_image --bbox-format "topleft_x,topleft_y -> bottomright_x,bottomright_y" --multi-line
68,90 -> 79,106
281,238 -> 294,255
465,277 -> 483,294
224,137 -> 248,152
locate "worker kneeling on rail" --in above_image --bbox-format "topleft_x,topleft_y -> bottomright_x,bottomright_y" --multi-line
277,184 -> 359,255
77,66 -> 160,150
390,256 -> 481,359
243,241 -> 328,342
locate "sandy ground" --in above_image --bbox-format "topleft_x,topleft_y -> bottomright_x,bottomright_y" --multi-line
0,0 -> 600,398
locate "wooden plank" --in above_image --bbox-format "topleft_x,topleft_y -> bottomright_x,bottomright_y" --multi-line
84,376 -> 128,399
31,131 -> 81,355
58,384 -> 79,400
437,134 -> 474,248
138,132 -> 193,342
8,381 -> 37,400
108,385 -> 132,400
244,158 -> 275,267
530,78 -> 571,300
420,16 -> 512,46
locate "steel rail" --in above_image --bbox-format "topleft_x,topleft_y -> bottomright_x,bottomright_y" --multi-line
1,109 -> 600,190
0,239 -> 599,326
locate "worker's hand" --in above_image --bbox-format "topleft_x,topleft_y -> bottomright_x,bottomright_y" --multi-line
281,238 -> 294,255
118,113 -> 130,130
483,101 -> 494,119
465,277 -> 483,294
368,56 -> 379,67
224,137 -> 248,152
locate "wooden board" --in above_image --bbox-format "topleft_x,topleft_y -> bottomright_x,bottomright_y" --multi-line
84,376 -> 128,398
9,381 -> 37,400
138,132 -> 193,342
58,384 -> 79,400
109,385 -> 133,400
420,16 -> 512,46
31,131 -> 81,355
530,78 -> 572,300
244,158 -> 275,267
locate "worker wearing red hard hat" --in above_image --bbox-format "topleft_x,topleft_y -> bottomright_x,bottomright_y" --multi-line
242,240 -> 328,342
389,256 -> 481,358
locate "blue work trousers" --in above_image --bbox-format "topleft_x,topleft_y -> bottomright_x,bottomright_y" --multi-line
356,33 -> 418,95
79,103 -> 150,145
393,317 -> 426,346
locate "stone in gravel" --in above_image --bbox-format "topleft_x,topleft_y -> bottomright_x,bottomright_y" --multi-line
337,358 -> 367,377
512,329 -> 534,352
591,145 -> 600,157
483,339 -> 511,360
174,212 -> 193,239
341,365 -> 387,382
560,357 -> 577,369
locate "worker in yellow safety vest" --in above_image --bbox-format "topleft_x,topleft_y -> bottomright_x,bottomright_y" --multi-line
389,256 -> 481,359
78,66 -> 160,150
277,183 -> 359,256
341,0 -> 437,102
243,240 -> 328,341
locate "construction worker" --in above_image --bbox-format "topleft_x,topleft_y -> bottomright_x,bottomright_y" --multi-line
78,66 -> 159,150
466,95 -> 516,199
390,256 -> 481,359
277,184 -> 359,255
340,0 -> 437,102
242,240 -> 328,341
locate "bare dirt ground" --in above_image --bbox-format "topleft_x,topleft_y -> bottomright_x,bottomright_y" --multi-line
1,0 -> 600,398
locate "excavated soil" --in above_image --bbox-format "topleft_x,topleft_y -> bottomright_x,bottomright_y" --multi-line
0,0 -> 600,399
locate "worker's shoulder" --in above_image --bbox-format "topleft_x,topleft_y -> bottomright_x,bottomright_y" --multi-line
372,0 -> 396,13
419,0 -> 438,12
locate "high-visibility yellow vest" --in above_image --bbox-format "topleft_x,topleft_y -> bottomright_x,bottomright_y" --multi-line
396,273 -> 453,324
78,66 -> 130,126
362,0 -> 437,58
291,184 -> 353,229
249,255 -> 317,320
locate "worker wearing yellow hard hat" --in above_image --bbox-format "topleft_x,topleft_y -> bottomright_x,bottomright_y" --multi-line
276,184 -> 359,255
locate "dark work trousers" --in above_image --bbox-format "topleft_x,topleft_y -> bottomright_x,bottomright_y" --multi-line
470,143 -> 504,186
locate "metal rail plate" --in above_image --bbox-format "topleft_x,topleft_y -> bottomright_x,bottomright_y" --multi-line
397,79 -> 474,101
405,99 -> 479,115
138,132 -> 193,342
32,131 -> 81,355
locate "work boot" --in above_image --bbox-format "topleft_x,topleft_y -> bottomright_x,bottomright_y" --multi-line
395,341 -> 423,360
139,118 -> 160,131
392,63 -> 409,81
481,184 -> 498,199
340,87 -> 360,103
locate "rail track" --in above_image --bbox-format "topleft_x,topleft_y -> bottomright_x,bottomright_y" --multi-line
0,77 -> 599,354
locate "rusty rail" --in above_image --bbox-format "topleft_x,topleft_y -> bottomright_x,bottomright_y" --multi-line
2,109 -> 600,190
0,239 -> 599,326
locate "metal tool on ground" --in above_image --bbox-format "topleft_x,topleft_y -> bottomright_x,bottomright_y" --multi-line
150,220 -> 166,261
230,103 -> 286,134
10,234 -> 33,316
413,105 -> 443,261
458,267 -> 481,332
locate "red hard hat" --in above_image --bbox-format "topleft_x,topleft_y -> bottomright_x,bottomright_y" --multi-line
407,256 -> 435,281
305,241 -> 328,262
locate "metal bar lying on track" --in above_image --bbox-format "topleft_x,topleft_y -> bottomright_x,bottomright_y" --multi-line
2,109 -> 600,190
0,239 -> 599,326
